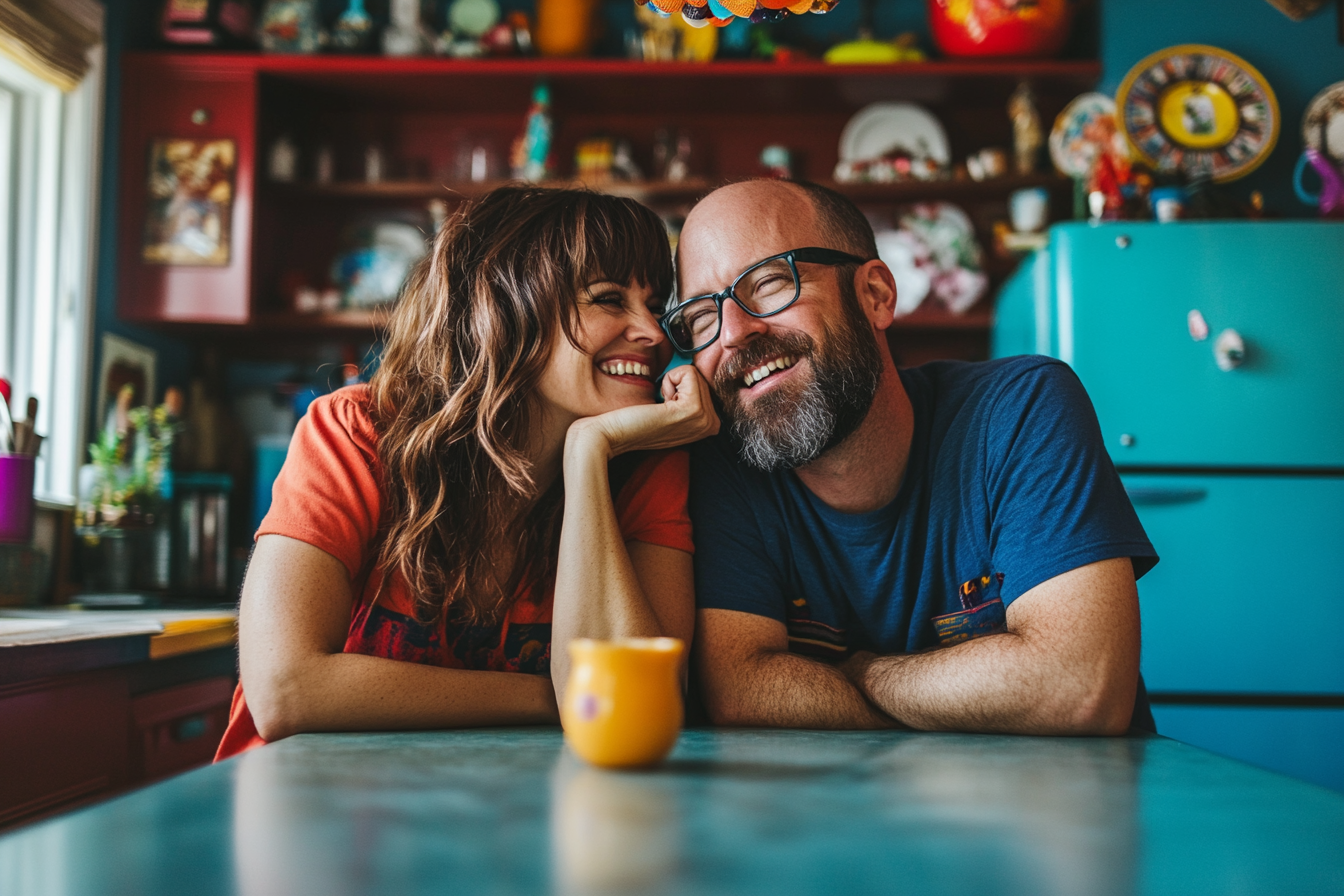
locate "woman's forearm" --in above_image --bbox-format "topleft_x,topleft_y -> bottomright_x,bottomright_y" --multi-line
246,650 -> 558,742
550,429 -> 664,705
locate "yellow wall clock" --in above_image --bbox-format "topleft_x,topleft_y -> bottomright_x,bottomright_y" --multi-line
1116,44 -> 1280,182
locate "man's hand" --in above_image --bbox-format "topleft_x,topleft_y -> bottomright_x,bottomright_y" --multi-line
695,608 -> 898,729
839,558 -> 1142,736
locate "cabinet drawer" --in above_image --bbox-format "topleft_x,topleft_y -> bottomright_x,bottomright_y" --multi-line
1124,475 -> 1344,693
1153,705 -> 1344,793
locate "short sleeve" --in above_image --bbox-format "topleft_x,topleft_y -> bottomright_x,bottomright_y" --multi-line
688,435 -> 789,622
256,386 -> 381,581
985,360 -> 1158,605
614,449 -> 694,554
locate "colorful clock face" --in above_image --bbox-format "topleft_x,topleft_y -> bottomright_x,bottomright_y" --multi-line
1117,44 -> 1280,183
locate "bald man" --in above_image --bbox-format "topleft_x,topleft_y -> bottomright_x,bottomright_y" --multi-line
668,180 -> 1158,734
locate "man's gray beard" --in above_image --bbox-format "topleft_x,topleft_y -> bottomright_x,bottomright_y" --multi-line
724,288 -> 883,472
731,373 -> 838,471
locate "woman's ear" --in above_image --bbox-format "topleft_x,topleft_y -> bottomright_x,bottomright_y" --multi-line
855,260 -> 898,331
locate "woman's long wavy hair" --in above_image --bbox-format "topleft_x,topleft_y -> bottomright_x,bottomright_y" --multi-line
368,186 -> 673,626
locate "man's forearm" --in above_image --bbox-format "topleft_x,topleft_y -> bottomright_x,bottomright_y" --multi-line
706,649 -> 899,730
843,633 -> 1134,735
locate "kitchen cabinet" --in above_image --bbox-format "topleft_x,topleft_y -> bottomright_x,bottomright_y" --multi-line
992,221 -> 1344,792
116,53 -> 1100,364
117,56 -> 256,324
0,613 -> 237,830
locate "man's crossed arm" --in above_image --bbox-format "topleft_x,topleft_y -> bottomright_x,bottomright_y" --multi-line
695,557 -> 1141,735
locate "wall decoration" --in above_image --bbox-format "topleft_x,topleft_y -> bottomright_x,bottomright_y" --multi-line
1117,45 -> 1279,183
142,138 -> 236,266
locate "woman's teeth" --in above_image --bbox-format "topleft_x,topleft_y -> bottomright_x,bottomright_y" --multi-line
743,355 -> 797,387
600,361 -> 652,378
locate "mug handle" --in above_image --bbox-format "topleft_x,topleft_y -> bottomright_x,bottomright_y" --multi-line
1294,150 -> 1321,206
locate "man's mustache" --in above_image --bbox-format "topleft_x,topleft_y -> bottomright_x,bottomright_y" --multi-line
713,333 -> 816,393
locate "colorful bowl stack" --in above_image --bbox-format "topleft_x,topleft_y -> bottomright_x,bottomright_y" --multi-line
635,0 -> 840,29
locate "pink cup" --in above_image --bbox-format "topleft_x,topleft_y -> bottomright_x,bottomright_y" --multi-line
0,454 -> 36,543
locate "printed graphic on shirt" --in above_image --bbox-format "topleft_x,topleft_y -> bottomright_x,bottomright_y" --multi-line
346,603 -> 551,674
785,595 -> 849,659
931,573 -> 1007,646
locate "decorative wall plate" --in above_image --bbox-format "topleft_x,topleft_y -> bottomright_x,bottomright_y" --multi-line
1049,92 -> 1125,178
1116,44 -> 1279,183
1303,80 -> 1344,164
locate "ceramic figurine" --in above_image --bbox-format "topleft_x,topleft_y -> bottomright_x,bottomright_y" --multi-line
383,0 -> 432,56
511,83 -> 553,182
330,0 -> 374,52
1008,81 -> 1042,176
259,0 -> 322,53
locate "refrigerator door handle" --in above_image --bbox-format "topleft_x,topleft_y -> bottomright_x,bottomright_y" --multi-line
1124,486 -> 1209,506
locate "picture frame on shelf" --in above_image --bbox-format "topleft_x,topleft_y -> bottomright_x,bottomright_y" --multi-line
142,138 -> 237,266
96,334 -> 157,434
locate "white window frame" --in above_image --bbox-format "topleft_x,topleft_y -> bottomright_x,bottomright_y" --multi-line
0,46 -> 104,504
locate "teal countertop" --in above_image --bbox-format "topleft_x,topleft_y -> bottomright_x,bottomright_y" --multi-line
2,728 -> 1342,895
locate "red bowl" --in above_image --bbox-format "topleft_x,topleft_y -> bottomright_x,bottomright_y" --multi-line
927,0 -> 1073,58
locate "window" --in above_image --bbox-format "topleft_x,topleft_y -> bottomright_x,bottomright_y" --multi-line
0,37 -> 103,503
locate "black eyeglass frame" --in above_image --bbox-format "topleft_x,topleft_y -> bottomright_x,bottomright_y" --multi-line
660,247 -> 870,353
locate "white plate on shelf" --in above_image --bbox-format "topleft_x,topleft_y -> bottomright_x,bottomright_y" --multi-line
1303,80 -> 1344,164
839,102 -> 950,165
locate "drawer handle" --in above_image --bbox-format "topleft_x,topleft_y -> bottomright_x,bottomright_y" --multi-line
1125,486 -> 1209,506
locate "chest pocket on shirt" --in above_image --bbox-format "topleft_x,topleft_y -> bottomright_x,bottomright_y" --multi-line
931,573 -> 1007,646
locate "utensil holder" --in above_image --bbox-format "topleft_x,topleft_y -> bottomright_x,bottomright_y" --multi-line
0,454 -> 36,543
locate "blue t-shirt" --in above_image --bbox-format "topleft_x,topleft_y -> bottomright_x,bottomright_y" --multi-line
690,356 -> 1159,729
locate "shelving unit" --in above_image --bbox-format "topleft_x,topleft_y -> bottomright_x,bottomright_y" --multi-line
117,52 -> 1096,363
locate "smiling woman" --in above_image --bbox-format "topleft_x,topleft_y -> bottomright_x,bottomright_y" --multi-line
216,187 -> 718,758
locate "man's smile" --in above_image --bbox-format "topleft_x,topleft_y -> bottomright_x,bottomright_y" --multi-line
742,354 -> 799,389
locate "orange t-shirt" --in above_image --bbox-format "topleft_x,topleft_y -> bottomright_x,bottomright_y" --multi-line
215,385 -> 693,760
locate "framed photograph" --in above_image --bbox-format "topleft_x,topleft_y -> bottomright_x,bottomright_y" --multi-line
142,138 -> 236,266
96,334 -> 157,433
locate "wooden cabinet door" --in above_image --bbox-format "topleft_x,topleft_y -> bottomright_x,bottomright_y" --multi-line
0,671 -> 130,827
117,56 -> 257,324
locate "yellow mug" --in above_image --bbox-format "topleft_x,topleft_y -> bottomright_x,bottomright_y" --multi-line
561,637 -> 684,769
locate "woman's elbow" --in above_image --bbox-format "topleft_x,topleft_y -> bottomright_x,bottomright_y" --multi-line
243,666 -> 309,742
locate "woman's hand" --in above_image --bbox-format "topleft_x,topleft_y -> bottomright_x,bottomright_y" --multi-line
566,364 -> 720,461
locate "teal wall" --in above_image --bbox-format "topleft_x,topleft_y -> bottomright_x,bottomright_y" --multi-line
1099,0 -> 1344,215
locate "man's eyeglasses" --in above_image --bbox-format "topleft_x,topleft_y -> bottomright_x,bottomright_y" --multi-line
660,247 -> 869,354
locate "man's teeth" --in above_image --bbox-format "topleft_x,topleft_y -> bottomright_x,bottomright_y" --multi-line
600,361 -> 652,378
743,355 -> 798,387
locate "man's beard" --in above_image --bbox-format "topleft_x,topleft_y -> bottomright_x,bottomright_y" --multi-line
713,284 -> 883,472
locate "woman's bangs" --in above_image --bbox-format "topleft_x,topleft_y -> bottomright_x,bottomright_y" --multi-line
575,198 -> 674,306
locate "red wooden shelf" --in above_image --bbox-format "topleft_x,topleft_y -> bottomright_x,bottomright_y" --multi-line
128,51 -> 1100,81
889,307 -> 993,330
271,178 -> 714,202
269,175 -> 1067,205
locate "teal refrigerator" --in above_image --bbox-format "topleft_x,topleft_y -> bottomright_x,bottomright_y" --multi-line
993,221 -> 1344,792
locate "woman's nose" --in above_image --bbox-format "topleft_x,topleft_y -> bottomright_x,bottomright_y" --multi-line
628,306 -> 665,345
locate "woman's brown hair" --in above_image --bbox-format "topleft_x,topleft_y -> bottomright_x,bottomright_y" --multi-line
368,186 -> 673,625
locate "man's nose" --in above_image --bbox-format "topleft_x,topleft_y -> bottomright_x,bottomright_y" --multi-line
719,297 -> 769,349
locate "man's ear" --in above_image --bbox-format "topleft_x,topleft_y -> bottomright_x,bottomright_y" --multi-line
854,260 -> 898,331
